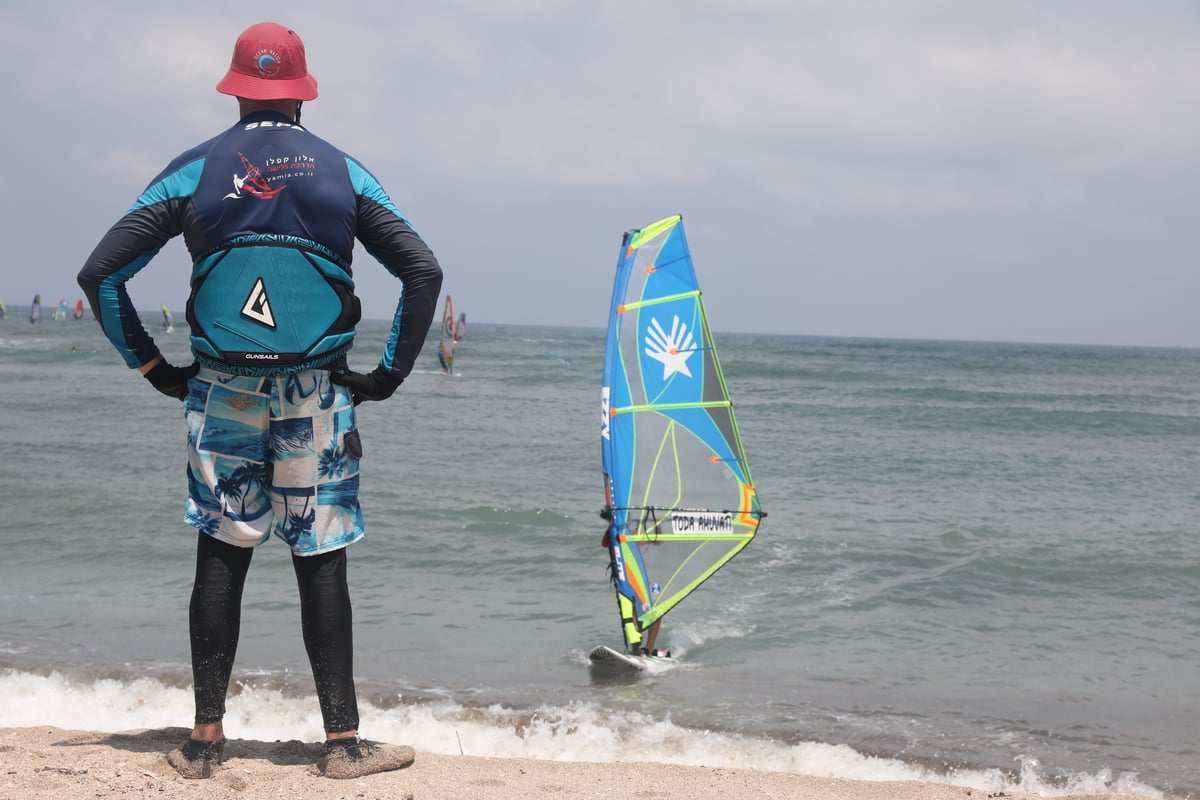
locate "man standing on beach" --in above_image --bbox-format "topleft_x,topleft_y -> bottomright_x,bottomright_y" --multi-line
78,22 -> 442,779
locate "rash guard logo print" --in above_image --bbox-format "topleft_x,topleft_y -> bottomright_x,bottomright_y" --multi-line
224,152 -> 286,200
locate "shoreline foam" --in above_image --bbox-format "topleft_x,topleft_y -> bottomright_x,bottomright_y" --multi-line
1,725 -> 1163,800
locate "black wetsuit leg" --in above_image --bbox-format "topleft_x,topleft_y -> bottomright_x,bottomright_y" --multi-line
292,547 -> 359,734
190,533 -> 254,724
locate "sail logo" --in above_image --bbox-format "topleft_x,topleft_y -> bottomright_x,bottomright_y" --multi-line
241,278 -> 277,329
645,315 -> 695,379
671,510 -> 733,534
609,532 -> 628,583
600,387 -> 611,440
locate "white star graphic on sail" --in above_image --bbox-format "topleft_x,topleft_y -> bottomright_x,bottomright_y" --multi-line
645,315 -> 695,379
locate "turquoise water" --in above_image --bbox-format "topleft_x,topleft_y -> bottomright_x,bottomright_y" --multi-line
1,316 -> 1197,798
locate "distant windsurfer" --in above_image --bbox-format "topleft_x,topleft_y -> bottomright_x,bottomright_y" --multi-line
436,295 -> 458,373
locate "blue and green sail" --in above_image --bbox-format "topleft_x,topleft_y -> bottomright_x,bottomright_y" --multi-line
600,215 -> 764,652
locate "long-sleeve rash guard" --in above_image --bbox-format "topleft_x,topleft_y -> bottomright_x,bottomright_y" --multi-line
78,109 -> 443,380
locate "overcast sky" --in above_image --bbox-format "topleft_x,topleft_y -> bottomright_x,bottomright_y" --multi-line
3,1 -> 1199,346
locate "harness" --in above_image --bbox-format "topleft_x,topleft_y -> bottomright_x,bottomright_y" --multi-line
187,236 -> 360,371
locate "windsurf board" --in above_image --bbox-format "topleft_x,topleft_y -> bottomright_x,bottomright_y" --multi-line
588,644 -> 671,671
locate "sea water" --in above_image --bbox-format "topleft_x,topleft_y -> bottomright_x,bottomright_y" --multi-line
1,317 -> 1197,798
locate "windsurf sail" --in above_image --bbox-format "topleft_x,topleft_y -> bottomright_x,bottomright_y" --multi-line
162,304 -> 175,333
0,300 -> 7,319
599,214 -> 765,653
54,298 -> 68,320
437,295 -> 463,373
30,294 -> 40,324
73,299 -> 85,320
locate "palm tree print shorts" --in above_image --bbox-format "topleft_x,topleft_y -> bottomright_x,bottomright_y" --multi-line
183,368 -> 364,555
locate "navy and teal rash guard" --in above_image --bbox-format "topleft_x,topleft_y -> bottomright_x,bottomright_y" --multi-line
78,109 -> 443,379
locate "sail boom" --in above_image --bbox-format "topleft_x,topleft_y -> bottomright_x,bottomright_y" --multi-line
610,504 -> 761,515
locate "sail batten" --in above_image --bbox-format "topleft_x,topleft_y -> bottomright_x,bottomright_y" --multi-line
600,214 -> 764,652
618,290 -> 700,312
618,533 -> 753,542
612,400 -> 733,415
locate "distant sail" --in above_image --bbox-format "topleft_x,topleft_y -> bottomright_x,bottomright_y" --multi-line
437,295 -> 462,373
455,312 -> 467,341
73,299 -> 85,320
599,215 -> 764,652
0,300 -> 6,319
162,304 -> 175,333
53,298 -> 68,320
30,294 -> 41,324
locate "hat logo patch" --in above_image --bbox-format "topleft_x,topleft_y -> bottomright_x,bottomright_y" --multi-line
254,49 -> 281,78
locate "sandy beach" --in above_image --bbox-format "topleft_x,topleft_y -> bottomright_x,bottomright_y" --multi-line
0,726 -> 1160,800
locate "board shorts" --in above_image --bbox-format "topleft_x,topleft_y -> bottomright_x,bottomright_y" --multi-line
183,367 -> 364,555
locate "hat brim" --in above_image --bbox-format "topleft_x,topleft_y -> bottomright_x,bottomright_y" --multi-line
216,70 -> 318,101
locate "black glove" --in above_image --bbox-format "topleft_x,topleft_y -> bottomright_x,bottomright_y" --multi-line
331,366 -> 403,406
144,360 -> 199,400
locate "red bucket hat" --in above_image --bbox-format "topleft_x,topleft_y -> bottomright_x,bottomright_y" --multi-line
216,22 -> 318,101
